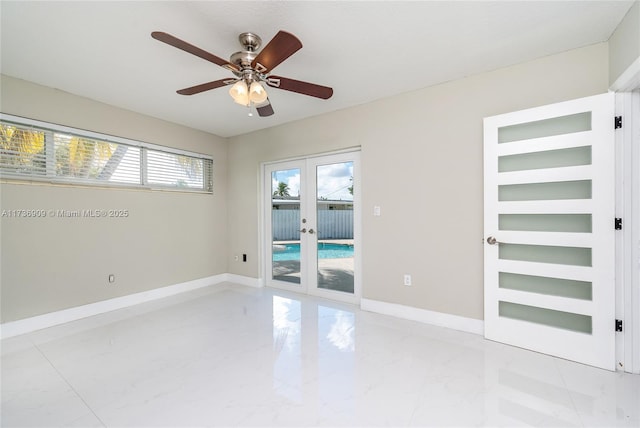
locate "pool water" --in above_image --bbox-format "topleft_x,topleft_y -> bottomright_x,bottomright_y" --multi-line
273,243 -> 354,261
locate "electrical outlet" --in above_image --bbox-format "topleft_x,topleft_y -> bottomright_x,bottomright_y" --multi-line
403,274 -> 412,286
108,274 -> 115,284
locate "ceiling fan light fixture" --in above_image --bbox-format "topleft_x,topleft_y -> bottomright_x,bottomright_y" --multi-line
249,81 -> 268,104
229,80 -> 249,105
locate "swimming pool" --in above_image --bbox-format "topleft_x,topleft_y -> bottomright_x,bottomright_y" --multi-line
272,243 -> 354,261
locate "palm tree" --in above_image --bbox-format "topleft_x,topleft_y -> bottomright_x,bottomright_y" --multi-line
273,181 -> 290,197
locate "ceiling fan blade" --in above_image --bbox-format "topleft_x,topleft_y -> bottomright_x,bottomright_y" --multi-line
267,76 -> 333,99
152,31 -> 238,72
256,100 -> 275,117
252,31 -> 302,73
176,79 -> 233,95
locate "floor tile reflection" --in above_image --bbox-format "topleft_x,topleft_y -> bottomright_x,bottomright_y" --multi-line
2,283 -> 638,427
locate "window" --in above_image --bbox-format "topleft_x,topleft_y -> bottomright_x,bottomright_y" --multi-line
0,124 -> 46,176
53,133 -> 141,184
0,115 -> 213,193
146,149 -> 212,191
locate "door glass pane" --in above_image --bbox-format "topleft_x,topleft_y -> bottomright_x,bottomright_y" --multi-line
316,162 -> 354,294
499,272 -> 592,300
498,146 -> 591,172
499,214 -> 592,233
499,243 -> 592,267
499,301 -> 592,334
498,112 -> 591,143
498,180 -> 591,201
271,168 -> 301,284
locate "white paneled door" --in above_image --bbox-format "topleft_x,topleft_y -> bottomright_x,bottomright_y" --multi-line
483,93 -> 616,370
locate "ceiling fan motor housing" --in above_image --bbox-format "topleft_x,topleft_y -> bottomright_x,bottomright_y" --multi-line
230,33 -> 268,83
238,32 -> 261,51
230,50 -> 257,70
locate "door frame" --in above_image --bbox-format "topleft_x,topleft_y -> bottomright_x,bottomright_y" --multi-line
612,60 -> 640,374
615,90 -> 640,374
260,148 -> 362,305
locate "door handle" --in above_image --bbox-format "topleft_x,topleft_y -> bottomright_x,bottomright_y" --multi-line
300,228 -> 307,233
308,229 -> 315,235
486,236 -> 502,245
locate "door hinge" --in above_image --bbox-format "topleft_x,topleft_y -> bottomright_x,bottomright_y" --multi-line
615,116 -> 622,129
615,218 -> 623,230
616,319 -> 623,332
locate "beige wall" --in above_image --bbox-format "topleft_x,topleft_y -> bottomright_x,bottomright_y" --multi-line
0,76 -> 229,322
227,43 -> 609,320
609,1 -> 640,87
0,42 -> 611,324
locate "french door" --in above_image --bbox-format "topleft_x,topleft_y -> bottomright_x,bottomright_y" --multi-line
264,151 -> 360,304
483,93 -> 616,370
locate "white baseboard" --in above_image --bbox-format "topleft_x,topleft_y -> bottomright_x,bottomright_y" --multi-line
0,273 -> 265,339
1,274 -> 228,339
360,298 -> 484,336
223,274 -> 264,288
2,277 -> 480,340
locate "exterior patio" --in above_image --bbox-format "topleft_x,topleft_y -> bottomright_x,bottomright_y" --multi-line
272,239 -> 354,293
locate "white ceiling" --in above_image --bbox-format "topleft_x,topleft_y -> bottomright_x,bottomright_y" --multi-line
0,1 -> 634,138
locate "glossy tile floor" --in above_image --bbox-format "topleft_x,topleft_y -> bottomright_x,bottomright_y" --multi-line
2,283 -> 639,427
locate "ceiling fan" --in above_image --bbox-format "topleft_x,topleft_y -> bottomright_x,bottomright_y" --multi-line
151,30 -> 333,117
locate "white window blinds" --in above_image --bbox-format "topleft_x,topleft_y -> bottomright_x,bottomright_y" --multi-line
147,149 -> 212,191
0,123 -> 47,177
53,133 -> 141,185
0,115 -> 213,193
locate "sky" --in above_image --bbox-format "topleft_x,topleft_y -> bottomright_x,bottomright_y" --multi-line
272,161 -> 353,201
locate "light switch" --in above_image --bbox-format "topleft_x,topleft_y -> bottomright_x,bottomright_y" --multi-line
373,205 -> 381,216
